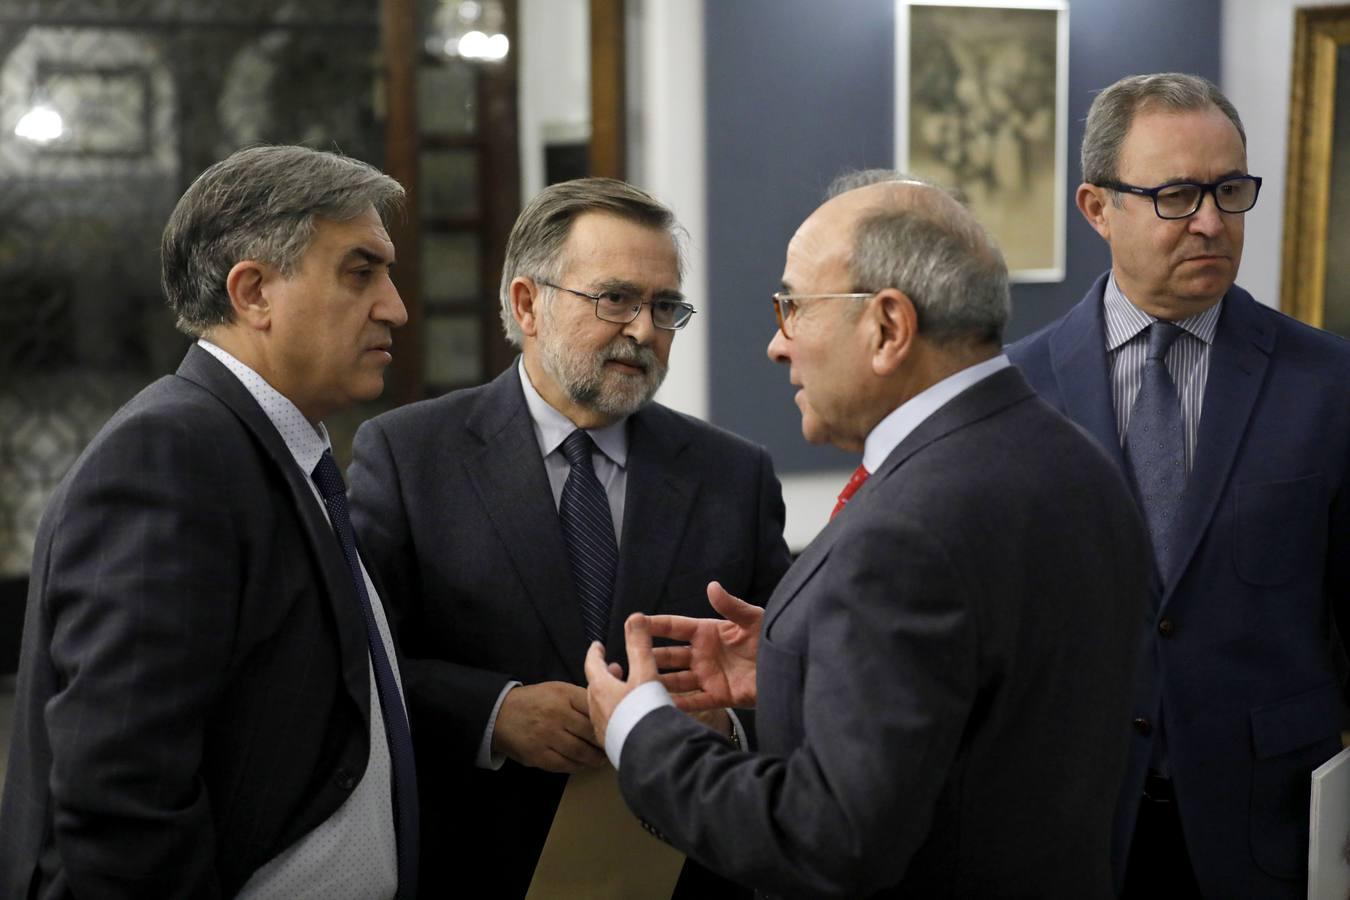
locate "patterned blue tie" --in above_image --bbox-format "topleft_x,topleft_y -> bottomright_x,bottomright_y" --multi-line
1125,322 -> 1186,575
559,430 -> 618,644
311,450 -> 418,900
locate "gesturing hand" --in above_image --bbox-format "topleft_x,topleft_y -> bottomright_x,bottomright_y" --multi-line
647,581 -> 762,711
584,614 -> 662,748
491,681 -> 608,773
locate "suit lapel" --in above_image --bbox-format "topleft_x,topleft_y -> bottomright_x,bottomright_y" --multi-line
607,408 -> 696,655
463,368 -> 589,682
176,345 -> 371,717
1048,276 -> 1126,470
1162,289 -> 1274,594
765,367 -> 1036,632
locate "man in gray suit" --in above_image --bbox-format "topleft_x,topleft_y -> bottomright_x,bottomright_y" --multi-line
347,177 -> 792,897
586,172 -> 1152,898
0,146 -> 416,898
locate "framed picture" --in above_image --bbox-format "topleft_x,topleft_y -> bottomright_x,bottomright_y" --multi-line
895,0 -> 1068,282
1282,6 -> 1350,339
35,63 -> 153,157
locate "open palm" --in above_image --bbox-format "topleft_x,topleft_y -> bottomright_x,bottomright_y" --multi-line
647,581 -> 762,710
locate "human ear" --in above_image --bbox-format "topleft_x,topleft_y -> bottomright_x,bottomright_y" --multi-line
1076,183 -> 1112,241
225,260 -> 272,330
510,277 -> 543,338
870,289 -> 917,376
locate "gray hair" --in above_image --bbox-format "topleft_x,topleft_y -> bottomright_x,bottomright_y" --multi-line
825,169 -> 1010,345
498,177 -> 684,347
1081,72 -> 1246,186
161,145 -> 405,337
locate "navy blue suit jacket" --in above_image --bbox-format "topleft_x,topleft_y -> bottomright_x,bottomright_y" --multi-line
1007,273 -> 1350,898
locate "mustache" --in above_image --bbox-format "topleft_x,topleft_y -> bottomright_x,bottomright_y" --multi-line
603,340 -> 659,370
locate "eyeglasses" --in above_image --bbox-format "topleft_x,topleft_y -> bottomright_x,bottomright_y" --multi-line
771,291 -> 874,339
539,280 -> 696,330
1092,175 -> 1262,220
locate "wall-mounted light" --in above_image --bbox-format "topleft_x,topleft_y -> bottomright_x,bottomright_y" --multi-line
14,103 -> 64,143
428,0 -> 510,63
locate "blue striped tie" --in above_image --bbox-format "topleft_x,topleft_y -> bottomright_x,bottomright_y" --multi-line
311,450 -> 418,900
1125,321 -> 1186,576
559,430 -> 617,644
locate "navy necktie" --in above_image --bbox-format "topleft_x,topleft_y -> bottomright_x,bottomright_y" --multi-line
1125,321 -> 1186,575
559,430 -> 618,644
311,450 -> 418,900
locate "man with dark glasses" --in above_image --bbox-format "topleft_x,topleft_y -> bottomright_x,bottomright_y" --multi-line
1008,72 -> 1350,900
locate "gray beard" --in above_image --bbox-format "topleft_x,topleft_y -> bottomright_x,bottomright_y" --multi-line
538,329 -> 668,419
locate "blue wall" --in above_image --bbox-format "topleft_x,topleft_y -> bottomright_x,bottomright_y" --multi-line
705,0 -> 1222,473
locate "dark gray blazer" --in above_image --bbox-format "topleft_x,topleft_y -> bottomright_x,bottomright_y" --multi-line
0,345 -> 376,900
348,364 -> 793,898
618,366 -> 1152,899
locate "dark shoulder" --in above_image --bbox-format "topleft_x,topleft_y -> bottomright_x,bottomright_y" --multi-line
358,379 -> 500,442
637,402 -> 773,463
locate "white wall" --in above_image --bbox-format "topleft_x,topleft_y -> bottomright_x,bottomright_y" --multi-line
1221,0 -> 1328,310
518,0 -> 590,203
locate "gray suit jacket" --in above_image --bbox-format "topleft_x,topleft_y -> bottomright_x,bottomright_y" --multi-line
618,366 -> 1151,899
348,364 -> 792,898
0,345 -> 376,900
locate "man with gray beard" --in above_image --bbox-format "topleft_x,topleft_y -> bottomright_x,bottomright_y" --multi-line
347,177 -> 793,898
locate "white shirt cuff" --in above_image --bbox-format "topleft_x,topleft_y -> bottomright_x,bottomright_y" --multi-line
477,681 -> 522,770
605,680 -> 674,769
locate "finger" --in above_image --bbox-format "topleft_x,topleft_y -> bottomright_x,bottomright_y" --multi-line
624,614 -> 659,682
652,645 -> 693,671
538,749 -> 585,774
607,662 -> 623,678
708,580 -> 760,626
564,682 -> 592,717
667,691 -> 721,713
582,640 -> 612,688
644,613 -> 701,643
658,670 -> 702,693
557,737 -> 609,769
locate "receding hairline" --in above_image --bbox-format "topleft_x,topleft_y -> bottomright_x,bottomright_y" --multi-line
825,180 -> 997,267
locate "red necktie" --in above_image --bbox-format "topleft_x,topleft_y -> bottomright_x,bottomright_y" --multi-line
831,464 -> 870,520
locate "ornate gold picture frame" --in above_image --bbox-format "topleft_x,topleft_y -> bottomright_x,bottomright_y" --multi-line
1282,5 -> 1350,337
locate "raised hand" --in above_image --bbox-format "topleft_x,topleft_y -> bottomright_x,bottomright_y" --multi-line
491,681 -> 608,773
646,581 -> 762,711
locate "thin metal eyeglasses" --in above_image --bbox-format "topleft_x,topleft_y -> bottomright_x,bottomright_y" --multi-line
1092,175 -> 1262,220
539,280 -> 696,330
771,291 -> 874,339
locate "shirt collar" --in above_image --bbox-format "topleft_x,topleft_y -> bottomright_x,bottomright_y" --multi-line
517,358 -> 629,468
862,354 -> 1011,474
197,339 -> 332,477
1102,272 -> 1223,351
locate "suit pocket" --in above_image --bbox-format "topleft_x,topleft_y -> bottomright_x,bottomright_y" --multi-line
1232,474 -> 1323,587
1247,682 -> 1348,878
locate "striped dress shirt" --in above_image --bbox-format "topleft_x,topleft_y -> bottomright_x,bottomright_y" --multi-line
1103,275 -> 1222,473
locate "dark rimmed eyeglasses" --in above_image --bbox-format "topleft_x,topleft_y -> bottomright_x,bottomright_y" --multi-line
771,291 -> 874,339
1092,175 -> 1262,220
539,280 -> 696,331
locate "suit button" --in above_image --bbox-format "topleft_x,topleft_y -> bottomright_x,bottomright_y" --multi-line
335,768 -> 357,791
1158,618 -> 1175,637
1133,717 -> 1152,736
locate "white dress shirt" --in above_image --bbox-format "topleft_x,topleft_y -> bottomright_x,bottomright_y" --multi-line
198,340 -> 402,900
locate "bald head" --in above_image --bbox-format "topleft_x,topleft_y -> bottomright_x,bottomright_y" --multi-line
803,172 -> 1010,346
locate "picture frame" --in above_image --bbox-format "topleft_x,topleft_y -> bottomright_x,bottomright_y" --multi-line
35,62 -> 153,158
894,0 -> 1068,282
1281,5 -> 1350,339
